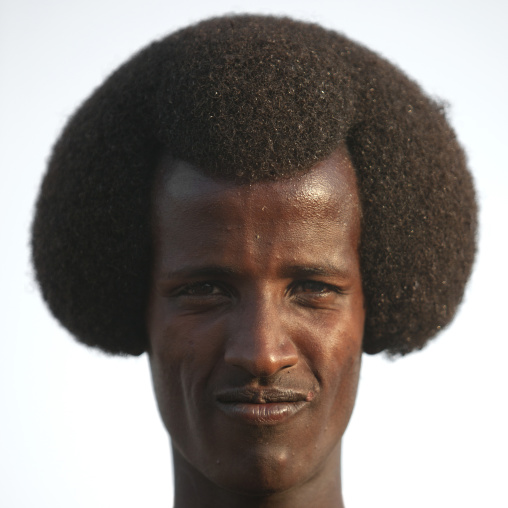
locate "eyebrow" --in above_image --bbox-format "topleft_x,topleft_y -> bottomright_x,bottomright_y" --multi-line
279,264 -> 353,280
161,263 -> 353,281
161,265 -> 239,280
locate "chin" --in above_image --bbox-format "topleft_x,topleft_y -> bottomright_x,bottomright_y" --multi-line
202,443 -> 334,497
212,467 -> 302,497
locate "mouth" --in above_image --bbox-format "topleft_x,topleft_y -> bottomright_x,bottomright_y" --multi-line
215,387 -> 314,425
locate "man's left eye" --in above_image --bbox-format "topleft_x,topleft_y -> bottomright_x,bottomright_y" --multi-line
289,280 -> 342,297
295,281 -> 331,293
288,281 -> 344,308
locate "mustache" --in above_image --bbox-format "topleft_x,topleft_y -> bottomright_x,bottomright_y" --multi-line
215,387 -> 314,404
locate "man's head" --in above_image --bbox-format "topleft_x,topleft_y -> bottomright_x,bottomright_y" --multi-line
31,14 -> 477,357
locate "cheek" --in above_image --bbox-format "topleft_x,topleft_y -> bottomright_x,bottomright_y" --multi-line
333,344 -> 362,412
149,340 -> 203,443
324,337 -> 362,407
147,300 -> 189,434
296,303 -> 364,373
148,342 -> 183,435
300,306 -> 364,421
147,305 -> 224,431
313,338 -> 362,452
332,317 -> 364,410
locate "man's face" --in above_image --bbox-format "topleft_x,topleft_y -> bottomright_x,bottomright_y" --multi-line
147,147 -> 365,495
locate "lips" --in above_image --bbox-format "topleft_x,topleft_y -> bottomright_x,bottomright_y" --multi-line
215,387 -> 314,425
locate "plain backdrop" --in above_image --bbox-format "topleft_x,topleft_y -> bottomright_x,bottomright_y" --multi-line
1,0 -> 507,506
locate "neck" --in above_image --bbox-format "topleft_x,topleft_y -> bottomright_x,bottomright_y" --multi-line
170,442 -> 345,508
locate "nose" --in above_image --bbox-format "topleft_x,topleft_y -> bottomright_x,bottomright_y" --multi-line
224,294 -> 299,377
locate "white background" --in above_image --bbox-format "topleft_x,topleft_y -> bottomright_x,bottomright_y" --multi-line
1,0 -> 507,506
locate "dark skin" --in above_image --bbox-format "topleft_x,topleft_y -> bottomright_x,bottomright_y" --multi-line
147,145 -> 365,508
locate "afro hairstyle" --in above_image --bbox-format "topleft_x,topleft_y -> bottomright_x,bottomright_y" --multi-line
32,14 -> 477,356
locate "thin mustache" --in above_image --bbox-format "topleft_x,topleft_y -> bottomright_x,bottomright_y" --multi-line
215,387 -> 312,404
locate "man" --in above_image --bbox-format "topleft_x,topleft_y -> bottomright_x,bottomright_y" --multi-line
32,15 -> 477,507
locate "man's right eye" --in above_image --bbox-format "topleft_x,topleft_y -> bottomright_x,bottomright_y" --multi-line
174,282 -> 232,300
170,282 -> 233,312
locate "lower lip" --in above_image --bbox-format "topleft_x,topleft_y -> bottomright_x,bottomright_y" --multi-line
216,401 -> 308,425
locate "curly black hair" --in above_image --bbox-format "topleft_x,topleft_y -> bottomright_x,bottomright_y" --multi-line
31,14 -> 477,356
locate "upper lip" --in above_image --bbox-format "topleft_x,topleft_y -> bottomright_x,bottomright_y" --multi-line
215,387 -> 310,404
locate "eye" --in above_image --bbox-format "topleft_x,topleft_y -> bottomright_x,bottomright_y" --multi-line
292,280 -> 334,293
171,281 -> 233,311
290,280 -> 342,295
288,280 -> 344,308
176,282 -> 225,297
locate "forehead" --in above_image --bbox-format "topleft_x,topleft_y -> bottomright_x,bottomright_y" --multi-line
152,146 -> 361,226
150,147 -> 362,281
